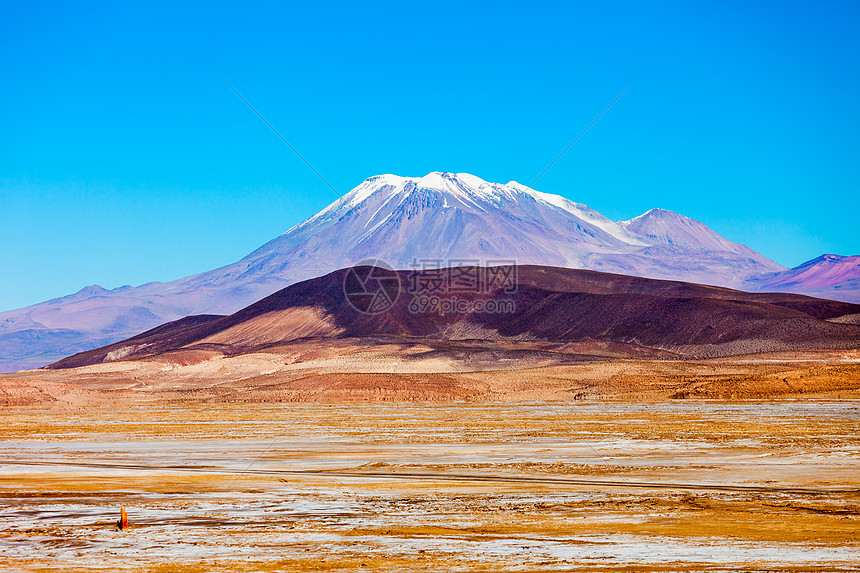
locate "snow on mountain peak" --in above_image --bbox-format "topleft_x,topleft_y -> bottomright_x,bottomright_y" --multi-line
0,170 -> 811,372
259,171 -> 785,283
416,171 -> 451,189
622,208 -> 728,250
289,172 -> 728,252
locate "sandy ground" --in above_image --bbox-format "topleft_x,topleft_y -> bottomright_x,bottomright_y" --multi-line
3,345 -> 860,406
1,400 -> 859,572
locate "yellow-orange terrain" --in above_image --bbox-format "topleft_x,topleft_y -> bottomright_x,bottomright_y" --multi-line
0,348 -> 859,571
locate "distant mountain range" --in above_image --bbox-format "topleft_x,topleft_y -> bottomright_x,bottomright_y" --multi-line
2,172 -> 857,372
745,254 -> 860,302
49,265 -> 860,370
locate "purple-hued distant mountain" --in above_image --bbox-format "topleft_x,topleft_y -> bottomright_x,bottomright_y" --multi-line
745,254 -> 860,303
0,172 -> 853,372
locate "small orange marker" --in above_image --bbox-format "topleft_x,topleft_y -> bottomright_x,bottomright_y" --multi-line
117,507 -> 129,530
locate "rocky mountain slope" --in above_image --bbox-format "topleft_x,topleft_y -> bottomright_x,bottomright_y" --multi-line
4,172 -> 850,372
50,265 -> 860,369
744,254 -> 860,303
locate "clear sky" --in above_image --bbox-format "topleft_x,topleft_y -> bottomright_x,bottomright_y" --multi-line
2,0 -> 858,312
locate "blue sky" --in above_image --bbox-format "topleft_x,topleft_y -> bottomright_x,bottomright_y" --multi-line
2,0 -> 858,311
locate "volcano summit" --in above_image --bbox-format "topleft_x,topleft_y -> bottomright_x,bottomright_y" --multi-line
0,172 -> 844,371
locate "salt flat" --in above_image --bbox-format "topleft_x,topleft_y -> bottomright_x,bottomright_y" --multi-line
1,401 -> 858,571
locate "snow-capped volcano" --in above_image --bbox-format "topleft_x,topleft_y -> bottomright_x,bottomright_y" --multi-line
288,172 -> 646,251
244,172 -> 649,273
230,171 -> 780,286
0,171 -> 796,371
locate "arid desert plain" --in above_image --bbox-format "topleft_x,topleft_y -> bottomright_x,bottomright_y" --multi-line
1,347 -> 859,572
